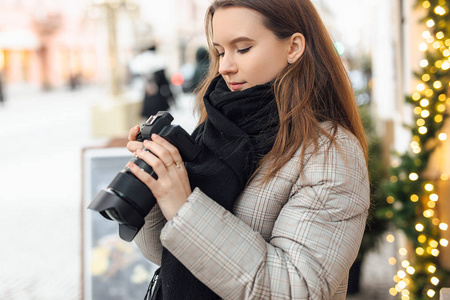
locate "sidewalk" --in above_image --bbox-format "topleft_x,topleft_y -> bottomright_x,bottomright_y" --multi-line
0,85 -> 108,299
0,84 -> 198,299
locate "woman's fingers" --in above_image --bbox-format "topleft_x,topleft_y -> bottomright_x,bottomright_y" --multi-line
127,137 -> 192,221
127,125 -> 143,153
127,140 -> 144,153
128,125 -> 140,141
127,161 -> 158,190
136,148 -> 168,175
143,135 -> 184,168
138,138 -> 189,193
130,149 -> 168,185
152,134 -> 183,162
149,135 -> 191,193
130,148 -> 188,199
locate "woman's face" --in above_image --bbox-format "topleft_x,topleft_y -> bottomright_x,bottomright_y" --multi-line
212,7 -> 291,92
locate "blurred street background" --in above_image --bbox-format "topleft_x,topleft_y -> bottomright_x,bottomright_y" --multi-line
0,0 -> 449,299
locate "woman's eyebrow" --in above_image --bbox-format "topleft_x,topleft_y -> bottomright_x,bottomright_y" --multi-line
213,36 -> 255,47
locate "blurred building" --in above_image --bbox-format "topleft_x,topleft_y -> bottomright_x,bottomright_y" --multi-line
0,0 -> 102,90
0,0 -> 212,93
134,0 -> 210,78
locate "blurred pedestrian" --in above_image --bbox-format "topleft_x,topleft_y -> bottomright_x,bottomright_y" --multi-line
130,45 -> 174,119
69,73 -> 82,90
126,0 -> 370,299
188,47 -> 209,93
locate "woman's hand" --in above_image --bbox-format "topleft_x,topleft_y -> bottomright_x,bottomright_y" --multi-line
127,134 -> 192,220
127,125 -> 144,154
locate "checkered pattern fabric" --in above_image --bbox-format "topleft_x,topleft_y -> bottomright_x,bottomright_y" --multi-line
135,126 -> 370,299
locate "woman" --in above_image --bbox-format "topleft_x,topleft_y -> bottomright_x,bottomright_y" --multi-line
127,0 -> 370,299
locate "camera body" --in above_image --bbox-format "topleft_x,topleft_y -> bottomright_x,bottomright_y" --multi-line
88,111 -> 201,242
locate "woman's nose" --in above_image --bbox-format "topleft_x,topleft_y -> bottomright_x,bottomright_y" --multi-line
218,54 -> 237,75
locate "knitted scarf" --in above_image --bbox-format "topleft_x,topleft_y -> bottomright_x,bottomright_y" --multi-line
155,76 -> 279,299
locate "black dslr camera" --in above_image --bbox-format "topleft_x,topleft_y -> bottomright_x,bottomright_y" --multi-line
88,112 -> 201,242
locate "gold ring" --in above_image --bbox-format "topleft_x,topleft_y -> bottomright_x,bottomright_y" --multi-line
166,162 -> 174,168
175,161 -> 182,168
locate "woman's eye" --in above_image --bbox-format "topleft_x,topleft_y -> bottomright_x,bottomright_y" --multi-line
237,47 -> 252,54
216,46 -> 251,57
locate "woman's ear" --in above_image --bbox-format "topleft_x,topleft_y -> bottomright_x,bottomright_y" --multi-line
287,33 -> 305,64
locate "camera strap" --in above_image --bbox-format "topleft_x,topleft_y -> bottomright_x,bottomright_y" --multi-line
144,267 -> 161,300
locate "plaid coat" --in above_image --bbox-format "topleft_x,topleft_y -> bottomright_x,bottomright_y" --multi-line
135,126 -> 370,299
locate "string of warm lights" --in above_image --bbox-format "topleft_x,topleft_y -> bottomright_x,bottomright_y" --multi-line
383,0 -> 450,299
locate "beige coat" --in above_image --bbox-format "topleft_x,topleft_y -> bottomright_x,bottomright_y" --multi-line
135,126 -> 370,299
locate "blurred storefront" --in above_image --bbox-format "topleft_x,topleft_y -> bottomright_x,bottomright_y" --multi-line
0,0 -> 212,92
0,1 -> 103,90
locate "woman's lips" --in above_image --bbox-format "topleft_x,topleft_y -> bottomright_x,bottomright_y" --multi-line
229,82 -> 245,91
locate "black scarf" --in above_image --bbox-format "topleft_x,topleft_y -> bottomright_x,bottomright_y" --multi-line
156,76 -> 279,299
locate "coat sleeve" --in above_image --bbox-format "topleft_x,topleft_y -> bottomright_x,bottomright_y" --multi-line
160,134 -> 370,299
134,204 -> 166,265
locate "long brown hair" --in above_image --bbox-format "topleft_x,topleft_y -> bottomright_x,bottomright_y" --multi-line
195,0 -> 368,182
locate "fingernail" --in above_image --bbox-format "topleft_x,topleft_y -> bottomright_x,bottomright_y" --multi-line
136,149 -> 142,154
152,134 -> 159,139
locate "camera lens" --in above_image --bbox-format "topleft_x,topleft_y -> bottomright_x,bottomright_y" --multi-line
88,112 -> 200,242
105,208 -> 125,224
